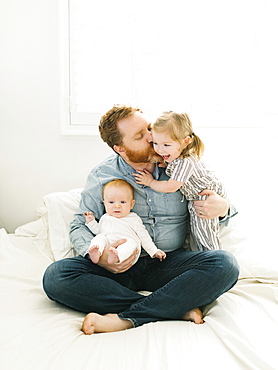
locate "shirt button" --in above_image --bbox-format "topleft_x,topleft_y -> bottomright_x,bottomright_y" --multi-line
149,199 -> 152,202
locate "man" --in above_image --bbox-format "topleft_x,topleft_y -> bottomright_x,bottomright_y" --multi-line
43,105 -> 239,334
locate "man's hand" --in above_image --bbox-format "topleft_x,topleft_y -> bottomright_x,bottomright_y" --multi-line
193,189 -> 229,219
97,239 -> 139,274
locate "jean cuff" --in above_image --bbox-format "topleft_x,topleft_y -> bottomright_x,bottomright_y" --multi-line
118,314 -> 137,328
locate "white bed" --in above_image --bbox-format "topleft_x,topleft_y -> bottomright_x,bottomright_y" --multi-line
1,188 -> 278,370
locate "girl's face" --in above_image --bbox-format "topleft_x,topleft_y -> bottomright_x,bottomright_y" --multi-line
151,130 -> 184,163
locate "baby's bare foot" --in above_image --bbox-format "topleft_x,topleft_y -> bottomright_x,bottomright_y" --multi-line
182,308 -> 204,324
107,247 -> 120,264
82,313 -> 133,334
89,245 -> 101,264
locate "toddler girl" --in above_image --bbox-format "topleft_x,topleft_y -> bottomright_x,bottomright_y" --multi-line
134,111 -> 226,251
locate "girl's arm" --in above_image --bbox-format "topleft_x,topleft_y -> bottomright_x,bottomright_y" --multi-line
133,169 -> 183,193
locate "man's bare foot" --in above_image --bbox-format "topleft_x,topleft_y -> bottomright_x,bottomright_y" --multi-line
82,313 -> 133,334
89,245 -> 101,264
182,308 -> 204,324
107,247 -> 120,264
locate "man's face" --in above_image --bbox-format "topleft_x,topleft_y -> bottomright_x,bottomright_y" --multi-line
116,112 -> 162,163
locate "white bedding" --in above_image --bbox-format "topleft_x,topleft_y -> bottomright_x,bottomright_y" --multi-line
1,189 -> 278,370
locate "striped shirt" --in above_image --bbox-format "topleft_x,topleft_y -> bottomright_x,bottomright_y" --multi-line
166,155 -> 226,200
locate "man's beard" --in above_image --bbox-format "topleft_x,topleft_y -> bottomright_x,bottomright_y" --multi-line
123,145 -> 162,164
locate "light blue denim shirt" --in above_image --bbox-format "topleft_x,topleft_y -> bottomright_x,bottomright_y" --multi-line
69,154 -> 236,257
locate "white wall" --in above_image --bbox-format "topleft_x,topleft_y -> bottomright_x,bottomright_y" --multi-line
0,0 -> 112,232
0,0 -> 277,232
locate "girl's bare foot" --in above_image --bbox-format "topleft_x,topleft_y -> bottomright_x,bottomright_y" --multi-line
182,308 -> 204,324
82,313 -> 133,334
89,246 -> 101,264
107,247 -> 120,264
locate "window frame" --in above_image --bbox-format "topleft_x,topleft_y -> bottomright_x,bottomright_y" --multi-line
59,0 -> 100,135
59,0 -> 278,138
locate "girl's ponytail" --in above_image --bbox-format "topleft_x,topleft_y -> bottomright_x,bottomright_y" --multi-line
181,132 -> 204,159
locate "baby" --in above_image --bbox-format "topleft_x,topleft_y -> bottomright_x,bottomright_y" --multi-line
84,178 -> 166,264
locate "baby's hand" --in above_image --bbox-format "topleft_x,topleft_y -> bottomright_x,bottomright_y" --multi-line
133,169 -> 155,187
84,211 -> 95,224
153,250 -> 166,261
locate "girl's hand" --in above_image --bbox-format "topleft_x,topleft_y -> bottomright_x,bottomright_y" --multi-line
133,169 -> 154,187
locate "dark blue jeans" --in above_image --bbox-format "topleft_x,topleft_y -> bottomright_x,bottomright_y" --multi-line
42,249 -> 239,327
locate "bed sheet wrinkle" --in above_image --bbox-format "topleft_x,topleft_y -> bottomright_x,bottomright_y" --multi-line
52,327 -> 144,370
205,317 -> 275,370
204,285 -> 278,369
1,310 -> 85,370
229,281 -> 278,323
0,274 -> 41,288
1,231 -> 51,278
14,212 -> 54,262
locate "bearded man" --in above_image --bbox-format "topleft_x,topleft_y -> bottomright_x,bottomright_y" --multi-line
43,104 -> 239,334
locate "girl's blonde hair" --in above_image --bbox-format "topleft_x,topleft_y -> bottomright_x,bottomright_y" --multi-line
152,111 -> 204,159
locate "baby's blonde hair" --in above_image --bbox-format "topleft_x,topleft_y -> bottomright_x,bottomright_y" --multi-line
152,111 -> 204,159
102,179 -> 134,199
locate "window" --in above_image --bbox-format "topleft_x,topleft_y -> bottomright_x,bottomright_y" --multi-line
60,0 -> 278,136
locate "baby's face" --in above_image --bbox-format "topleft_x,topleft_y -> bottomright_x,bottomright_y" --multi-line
103,186 -> 135,218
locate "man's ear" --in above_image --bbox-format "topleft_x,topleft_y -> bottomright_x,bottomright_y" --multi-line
113,145 -> 125,155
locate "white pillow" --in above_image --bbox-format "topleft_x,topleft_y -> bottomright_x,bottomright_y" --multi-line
42,188 -> 83,260
15,206 -> 54,261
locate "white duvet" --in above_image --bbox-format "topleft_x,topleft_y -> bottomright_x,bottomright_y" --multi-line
0,189 -> 278,370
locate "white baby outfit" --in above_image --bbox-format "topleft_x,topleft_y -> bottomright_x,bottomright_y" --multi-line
85,212 -> 159,263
